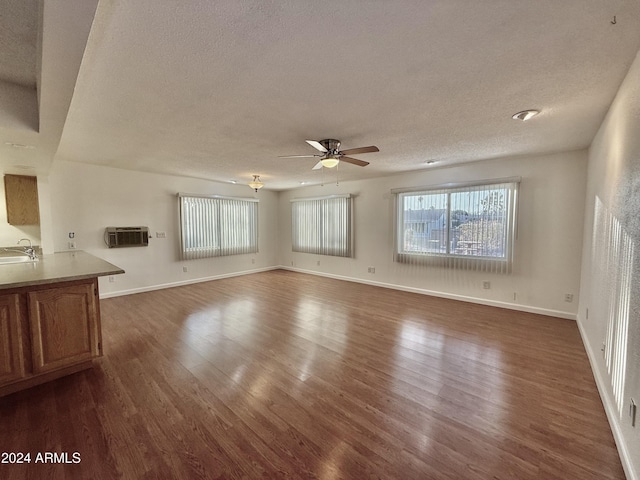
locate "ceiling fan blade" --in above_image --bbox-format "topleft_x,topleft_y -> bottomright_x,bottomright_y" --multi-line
306,140 -> 328,153
278,154 -> 320,158
339,156 -> 369,167
339,145 -> 379,155
312,161 -> 324,170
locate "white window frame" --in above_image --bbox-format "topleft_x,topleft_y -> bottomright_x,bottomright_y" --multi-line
178,193 -> 258,260
291,194 -> 352,257
392,178 -> 519,273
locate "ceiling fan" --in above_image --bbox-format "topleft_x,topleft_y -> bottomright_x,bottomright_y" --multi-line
279,139 -> 379,170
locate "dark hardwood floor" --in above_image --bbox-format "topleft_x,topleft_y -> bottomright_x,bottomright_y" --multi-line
0,269 -> 624,479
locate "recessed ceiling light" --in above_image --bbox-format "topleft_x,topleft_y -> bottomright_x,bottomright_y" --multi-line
4,142 -> 35,149
512,110 -> 540,121
229,180 -> 237,184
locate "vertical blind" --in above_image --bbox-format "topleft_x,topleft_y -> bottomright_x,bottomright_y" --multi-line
291,195 -> 352,257
593,196 -> 632,415
392,179 -> 519,273
178,194 -> 258,260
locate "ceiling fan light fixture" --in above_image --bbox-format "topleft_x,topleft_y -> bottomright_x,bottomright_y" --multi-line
320,156 -> 340,168
248,175 -> 264,192
512,109 -> 540,121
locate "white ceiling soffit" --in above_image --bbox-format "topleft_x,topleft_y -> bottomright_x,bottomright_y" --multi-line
56,0 -> 640,190
0,0 -> 39,133
0,0 -> 99,177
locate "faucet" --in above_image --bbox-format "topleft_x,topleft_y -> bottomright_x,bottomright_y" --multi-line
18,239 -> 37,260
3,239 -> 38,260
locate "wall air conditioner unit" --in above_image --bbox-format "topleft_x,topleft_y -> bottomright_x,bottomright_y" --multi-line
104,226 -> 149,248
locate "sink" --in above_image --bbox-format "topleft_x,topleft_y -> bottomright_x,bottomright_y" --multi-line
0,255 -> 38,265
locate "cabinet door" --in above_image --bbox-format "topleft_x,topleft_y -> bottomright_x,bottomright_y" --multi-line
28,283 -> 99,374
0,294 -> 26,384
4,174 -> 40,225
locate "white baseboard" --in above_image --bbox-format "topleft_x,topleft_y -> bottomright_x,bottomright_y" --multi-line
100,264 -> 575,319
99,266 -> 279,299
279,265 -> 576,320
576,316 -> 637,480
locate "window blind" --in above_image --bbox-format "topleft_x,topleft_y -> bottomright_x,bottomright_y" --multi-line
291,195 -> 352,257
179,194 -> 258,260
393,179 -> 519,273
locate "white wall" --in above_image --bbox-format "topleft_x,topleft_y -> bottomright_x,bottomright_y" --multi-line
278,150 -> 587,318
46,150 -> 587,319
48,160 -> 279,296
579,48 -> 640,480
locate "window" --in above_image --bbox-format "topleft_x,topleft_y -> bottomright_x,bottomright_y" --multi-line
291,195 -> 352,257
178,194 -> 258,260
393,179 -> 519,273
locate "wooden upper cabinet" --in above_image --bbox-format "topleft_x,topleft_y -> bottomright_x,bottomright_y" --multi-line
0,294 -> 26,384
4,174 -> 40,225
28,282 -> 100,374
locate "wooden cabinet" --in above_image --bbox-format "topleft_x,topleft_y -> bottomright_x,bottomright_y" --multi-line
28,282 -> 101,374
0,279 -> 102,397
4,174 -> 40,225
0,294 -> 26,384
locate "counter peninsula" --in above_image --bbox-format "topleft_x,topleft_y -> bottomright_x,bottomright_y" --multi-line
0,251 -> 124,396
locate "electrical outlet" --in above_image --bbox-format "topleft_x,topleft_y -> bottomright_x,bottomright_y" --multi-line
183,266 -> 188,273
251,258 -> 255,264
368,267 -> 376,274
156,231 -> 166,238
513,292 -> 517,301
564,293 -> 574,303
108,275 -> 115,283
68,241 -> 77,249
482,281 -> 491,289
631,399 -> 637,427
317,260 -> 320,266
586,307 -> 589,319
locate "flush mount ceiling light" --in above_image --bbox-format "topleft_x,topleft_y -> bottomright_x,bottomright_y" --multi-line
248,175 -> 264,192
512,109 -> 540,121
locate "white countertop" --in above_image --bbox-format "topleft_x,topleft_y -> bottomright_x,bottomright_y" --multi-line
0,251 -> 125,290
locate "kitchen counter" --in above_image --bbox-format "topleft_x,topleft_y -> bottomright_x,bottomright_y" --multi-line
0,251 -> 125,290
0,250 -> 124,397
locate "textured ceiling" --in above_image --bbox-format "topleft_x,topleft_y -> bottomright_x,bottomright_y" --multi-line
0,0 -> 38,88
3,1 -> 640,189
